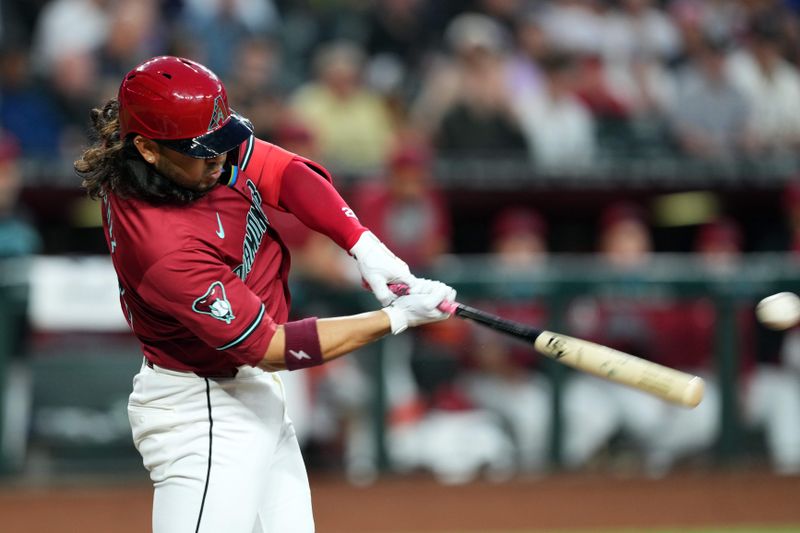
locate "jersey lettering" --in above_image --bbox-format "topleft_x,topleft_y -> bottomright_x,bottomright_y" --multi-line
233,179 -> 269,281
104,196 -> 117,253
341,207 -> 358,219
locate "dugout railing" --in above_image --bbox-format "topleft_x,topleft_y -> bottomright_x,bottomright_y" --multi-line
1,254 -> 800,476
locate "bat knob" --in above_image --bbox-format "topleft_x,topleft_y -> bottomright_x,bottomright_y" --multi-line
437,300 -> 458,314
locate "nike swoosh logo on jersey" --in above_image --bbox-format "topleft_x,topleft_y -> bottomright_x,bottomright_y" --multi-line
215,212 -> 225,238
289,349 -> 311,360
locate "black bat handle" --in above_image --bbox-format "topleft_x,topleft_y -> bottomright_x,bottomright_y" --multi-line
451,303 -> 542,344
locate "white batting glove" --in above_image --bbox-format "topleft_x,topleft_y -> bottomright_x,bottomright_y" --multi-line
350,230 -> 415,306
382,279 -> 456,334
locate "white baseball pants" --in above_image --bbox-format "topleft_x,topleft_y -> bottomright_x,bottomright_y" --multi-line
128,362 -> 314,533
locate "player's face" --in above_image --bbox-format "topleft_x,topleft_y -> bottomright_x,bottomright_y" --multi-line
132,135 -> 227,191
155,146 -> 228,191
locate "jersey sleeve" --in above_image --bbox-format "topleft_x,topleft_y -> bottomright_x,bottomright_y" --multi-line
237,136 -> 334,209
136,247 -> 276,367
278,160 -> 367,250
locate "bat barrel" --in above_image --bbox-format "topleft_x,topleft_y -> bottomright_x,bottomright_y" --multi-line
534,331 -> 705,408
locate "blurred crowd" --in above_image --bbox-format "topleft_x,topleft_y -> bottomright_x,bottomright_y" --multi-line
3,0 -> 800,173
2,0 -> 800,484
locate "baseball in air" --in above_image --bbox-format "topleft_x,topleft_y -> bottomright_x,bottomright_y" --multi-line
756,292 -> 800,330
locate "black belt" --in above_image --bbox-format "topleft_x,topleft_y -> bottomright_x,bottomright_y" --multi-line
144,358 -> 238,378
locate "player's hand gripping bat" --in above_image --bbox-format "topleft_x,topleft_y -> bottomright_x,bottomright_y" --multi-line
389,284 -> 704,408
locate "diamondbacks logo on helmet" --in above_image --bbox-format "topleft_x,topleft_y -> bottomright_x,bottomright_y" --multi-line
193,281 -> 235,324
209,96 -> 228,131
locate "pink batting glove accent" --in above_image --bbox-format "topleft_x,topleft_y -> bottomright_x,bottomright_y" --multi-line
387,283 -> 456,314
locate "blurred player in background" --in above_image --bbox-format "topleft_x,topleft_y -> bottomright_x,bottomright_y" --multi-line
697,218 -> 800,475
566,203 -> 720,475
351,144 -> 513,484
460,208 -> 553,473
74,56 -> 456,533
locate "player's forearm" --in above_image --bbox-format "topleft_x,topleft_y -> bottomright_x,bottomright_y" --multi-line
258,311 -> 391,371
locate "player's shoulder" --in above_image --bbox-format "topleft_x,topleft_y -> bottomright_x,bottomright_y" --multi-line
238,135 -> 330,181
107,193 -> 207,266
238,136 -> 291,173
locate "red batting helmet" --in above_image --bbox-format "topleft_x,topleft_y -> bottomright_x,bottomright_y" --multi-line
118,56 -> 253,158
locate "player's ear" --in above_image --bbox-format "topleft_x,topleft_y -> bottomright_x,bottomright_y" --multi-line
132,135 -> 160,165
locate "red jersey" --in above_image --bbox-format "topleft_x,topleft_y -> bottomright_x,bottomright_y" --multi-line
102,138 -> 335,376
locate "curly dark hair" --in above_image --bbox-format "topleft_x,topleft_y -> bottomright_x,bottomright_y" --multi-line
74,98 -> 208,205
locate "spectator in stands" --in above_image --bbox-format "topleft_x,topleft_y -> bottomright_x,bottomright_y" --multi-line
544,1 -> 678,157
412,13 -> 527,158
603,0 -> 682,65
668,0 -> 743,66
571,54 -> 633,154
539,0 -> 605,56
290,40 -> 395,173
178,0 -> 280,79
0,133 -> 41,258
96,0 -> 165,89
515,50 -> 596,170
48,52 -> 103,155
30,0 -> 109,73
0,48 -> 63,159
474,0 -> 528,32
601,0 -> 679,119
505,8 -> 549,105
668,34 -> 753,160
364,0 -> 432,80
18,1 -> 110,157
226,37 -> 286,142
726,13 -> 800,154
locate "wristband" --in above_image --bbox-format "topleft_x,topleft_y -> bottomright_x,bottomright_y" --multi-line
284,317 -> 323,371
382,306 -> 408,335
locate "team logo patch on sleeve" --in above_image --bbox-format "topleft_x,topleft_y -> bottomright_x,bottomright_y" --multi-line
192,281 -> 235,324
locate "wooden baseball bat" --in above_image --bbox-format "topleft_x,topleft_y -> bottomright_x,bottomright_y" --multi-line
389,284 -> 704,408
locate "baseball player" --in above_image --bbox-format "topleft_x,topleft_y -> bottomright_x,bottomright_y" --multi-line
74,56 -> 455,533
